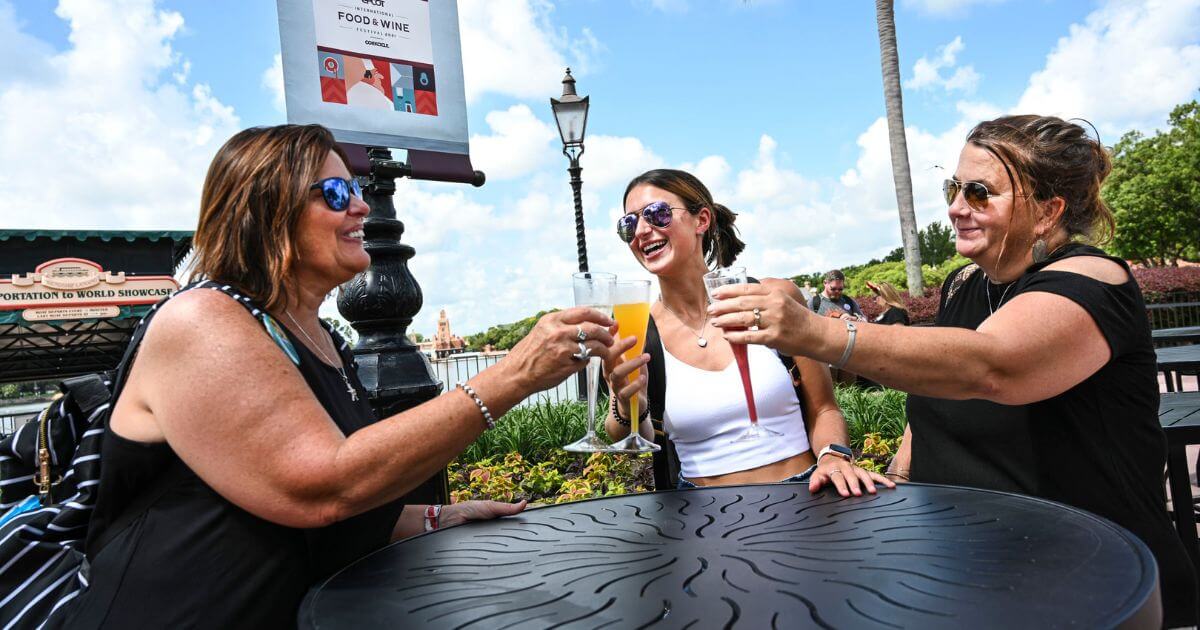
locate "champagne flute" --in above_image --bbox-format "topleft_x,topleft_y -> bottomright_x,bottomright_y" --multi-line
703,266 -> 782,442
607,280 -> 660,453
563,271 -> 616,453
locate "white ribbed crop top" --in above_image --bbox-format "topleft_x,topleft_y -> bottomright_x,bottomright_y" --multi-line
661,343 -> 811,479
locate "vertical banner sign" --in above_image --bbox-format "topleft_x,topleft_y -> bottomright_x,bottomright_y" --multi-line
276,0 -> 469,155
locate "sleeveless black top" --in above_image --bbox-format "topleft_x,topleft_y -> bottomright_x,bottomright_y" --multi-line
906,244 -> 1197,627
63,284 -> 405,629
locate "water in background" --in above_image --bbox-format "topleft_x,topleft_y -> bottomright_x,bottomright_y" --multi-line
430,352 -> 580,408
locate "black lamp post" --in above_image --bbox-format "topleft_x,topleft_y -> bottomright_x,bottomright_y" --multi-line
550,68 -> 591,274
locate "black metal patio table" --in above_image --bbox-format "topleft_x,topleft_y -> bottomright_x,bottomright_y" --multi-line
300,483 -> 1161,629
1153,326 -> 1200,347
1157,344 -> 1200,392
1161,391 -> 1200,576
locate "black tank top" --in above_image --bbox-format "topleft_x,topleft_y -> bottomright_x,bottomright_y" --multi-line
63,284 -> 405,629
906,244 -> 1197,627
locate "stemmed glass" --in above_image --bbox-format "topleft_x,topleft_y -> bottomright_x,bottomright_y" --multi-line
703,266 -> 782,442
607,279 -> 661,453
563,271 -> 616,453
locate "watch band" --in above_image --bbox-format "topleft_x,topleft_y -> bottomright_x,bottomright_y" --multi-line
818,444 -> 853,463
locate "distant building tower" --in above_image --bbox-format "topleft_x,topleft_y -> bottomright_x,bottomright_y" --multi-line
432,309 -> 466,358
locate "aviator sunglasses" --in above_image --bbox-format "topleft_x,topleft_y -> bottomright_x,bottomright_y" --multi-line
942,178 -> 1001,210
309,177 -> 363,212
617,201 -> 686,243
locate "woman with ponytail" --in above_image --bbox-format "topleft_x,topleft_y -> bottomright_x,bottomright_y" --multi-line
602,169 -> 890,496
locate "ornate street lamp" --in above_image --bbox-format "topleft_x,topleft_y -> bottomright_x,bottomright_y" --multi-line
550,68 -> 591,273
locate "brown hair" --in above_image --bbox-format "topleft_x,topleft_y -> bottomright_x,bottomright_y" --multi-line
869,281 -> 907,311
188,124 -> 348,310
622,169 -> 745,268
965,115 -> 1115,255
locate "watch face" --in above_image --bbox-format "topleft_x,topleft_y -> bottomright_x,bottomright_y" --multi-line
830,444 -> 853,458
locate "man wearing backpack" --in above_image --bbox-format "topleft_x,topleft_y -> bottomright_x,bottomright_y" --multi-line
810,269 -> 864,321
809,269 -> 863,385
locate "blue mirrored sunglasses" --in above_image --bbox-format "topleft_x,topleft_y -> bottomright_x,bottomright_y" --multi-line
309,177 -> 363,212
617,201 -> 685,243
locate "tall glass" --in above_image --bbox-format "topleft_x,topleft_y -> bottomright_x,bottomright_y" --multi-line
703,267 -> 782,442
608,280 -> 660,453
563,271 -> 616,453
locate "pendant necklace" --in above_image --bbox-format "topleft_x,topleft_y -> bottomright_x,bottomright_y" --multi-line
659,296 -> 710,348
985,277 -> 1014,316
286,311 -> 359,401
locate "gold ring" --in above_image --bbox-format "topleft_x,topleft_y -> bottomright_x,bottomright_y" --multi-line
830,469 -> 843,476
753,307 -> 762,328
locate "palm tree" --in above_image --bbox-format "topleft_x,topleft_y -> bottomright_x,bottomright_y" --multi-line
875,0 -> 924,295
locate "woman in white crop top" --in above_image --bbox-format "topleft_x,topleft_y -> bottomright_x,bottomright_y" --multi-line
602,169 -> 892,496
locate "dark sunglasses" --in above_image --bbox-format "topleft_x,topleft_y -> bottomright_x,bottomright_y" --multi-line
617,201 -> 685,243
943,178 -> 999,210
309,177 -> 363,212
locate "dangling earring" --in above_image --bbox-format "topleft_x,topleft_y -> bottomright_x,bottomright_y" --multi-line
1032,238 -> 1048,263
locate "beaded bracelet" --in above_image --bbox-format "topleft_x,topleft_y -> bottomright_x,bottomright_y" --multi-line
612,402 -> 649,427
457,383 -> 495,430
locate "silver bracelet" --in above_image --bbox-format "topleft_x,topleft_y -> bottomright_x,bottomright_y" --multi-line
457,383 -> 495,430
832,320 -> 857,369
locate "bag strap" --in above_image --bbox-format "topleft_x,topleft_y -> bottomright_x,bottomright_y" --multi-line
644,316 -> 680,490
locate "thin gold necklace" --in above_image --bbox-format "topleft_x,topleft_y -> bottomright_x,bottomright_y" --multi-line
285,311 -> 359,401
659,295 -> 710,348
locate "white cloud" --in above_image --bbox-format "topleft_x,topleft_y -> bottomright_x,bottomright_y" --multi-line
468,104 -> 557,180
458,0 -> 602,103
906,36 -> 980,94
262,53 -> 285,114
578,135 -> 664,190
0,1 -> 55,83
1015,0 -> 1200,137
0,0 -> 239,230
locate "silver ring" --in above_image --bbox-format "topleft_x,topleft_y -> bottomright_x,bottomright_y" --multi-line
753,307 -> 762,328
572,342 -> 591,361
830,469 -> 843,476
576,325 -> 588,342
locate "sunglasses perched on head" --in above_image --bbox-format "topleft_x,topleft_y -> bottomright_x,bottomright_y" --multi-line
309,177 -> 363,212
942,178 -> 1000,210
617,201 -> 685,243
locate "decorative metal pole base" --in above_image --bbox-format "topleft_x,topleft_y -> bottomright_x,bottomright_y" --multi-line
340,147 -> 447,505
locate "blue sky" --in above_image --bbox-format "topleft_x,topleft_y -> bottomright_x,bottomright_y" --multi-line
1,0 -> 1198,337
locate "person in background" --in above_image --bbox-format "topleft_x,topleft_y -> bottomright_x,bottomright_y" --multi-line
811,269 -> 865,321
866,281 -> 910,325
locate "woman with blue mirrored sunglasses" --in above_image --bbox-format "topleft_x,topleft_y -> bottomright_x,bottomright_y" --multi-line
309,176 -> 363,211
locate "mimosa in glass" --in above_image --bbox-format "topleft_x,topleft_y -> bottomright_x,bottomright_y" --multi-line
608,280 -> 660,453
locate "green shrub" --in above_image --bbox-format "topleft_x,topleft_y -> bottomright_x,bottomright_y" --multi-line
835,385 -> 908,446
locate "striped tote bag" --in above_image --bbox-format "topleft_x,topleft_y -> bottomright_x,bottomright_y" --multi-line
0,289 -> 174,629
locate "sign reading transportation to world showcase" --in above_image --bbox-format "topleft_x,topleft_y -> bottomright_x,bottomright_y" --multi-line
277,0 -> 470,154
0,259 -> 179,322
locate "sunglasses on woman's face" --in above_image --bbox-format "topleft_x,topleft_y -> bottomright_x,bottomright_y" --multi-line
943,178 -> 998,210
309,177 -> 363,212
617,201 -> 685,243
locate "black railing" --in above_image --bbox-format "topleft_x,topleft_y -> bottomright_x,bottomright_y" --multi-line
1147,291 -> 1200,330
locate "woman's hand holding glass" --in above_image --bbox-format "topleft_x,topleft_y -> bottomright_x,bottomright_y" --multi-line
504,307 -> 616,393
707,282 -> 823,359
601,336 -> 650,435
